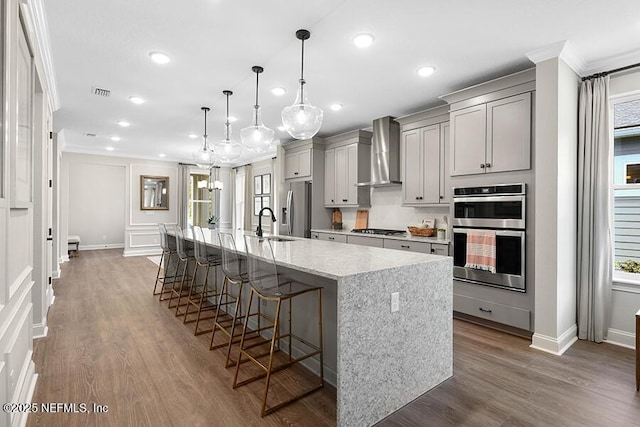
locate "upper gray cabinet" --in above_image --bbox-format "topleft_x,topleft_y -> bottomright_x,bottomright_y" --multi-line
398,106 -> 450,206
450,92 -> 531,176
285,148 -> 312,179
323,130 -> 371,207
441,68 -> 535,177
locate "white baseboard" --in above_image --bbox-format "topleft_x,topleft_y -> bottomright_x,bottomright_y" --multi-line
52,268 -> 61,279
61,255 -> 69,263
47,286 -> 55,307
123,248 -> 163,257
605,328 -> 636,349
33,320 -> 48,339
79,243 -> 124,251
530,324 -> 578,355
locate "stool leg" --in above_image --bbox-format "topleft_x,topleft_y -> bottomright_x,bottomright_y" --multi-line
159,253 -> 175,301
233,288 -> 255,389
176,260 -> 194,316
166,258 -> 183,307
153,251 -> 165,295
210,275 -> 228,349
193,264 -> 211,333
224,280 -> 244,367
261,298 -> 282,417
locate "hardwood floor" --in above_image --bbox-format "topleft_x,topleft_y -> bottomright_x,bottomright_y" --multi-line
30,250 -> 640,426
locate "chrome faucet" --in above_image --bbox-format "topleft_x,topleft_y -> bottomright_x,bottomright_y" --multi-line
256,207 -> 276,237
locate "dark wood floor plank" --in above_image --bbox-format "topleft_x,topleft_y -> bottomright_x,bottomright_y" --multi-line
28,249 -> 640,427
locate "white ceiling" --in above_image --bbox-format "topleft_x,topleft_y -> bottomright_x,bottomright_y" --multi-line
44,0 -> 640,166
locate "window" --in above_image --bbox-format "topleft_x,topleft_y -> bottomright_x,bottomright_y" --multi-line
187,173 -> 211,228
612,96 -> 640,275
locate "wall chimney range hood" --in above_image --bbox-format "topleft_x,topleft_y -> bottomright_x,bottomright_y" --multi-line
357,116 -> 402,188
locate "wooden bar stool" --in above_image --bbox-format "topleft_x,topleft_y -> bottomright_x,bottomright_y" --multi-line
154,223 -> 178,297
167,225 -> 195,312
181,226 -> 222,335
210,231 -> 256,367
233,235 -> 324,417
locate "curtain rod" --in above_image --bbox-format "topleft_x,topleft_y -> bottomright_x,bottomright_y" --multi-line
582,61 -> 640,81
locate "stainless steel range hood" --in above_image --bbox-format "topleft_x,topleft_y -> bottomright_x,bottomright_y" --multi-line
356,116 -> 402,187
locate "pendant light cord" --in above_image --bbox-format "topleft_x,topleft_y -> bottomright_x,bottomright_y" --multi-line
254,71 -> 260,126
299,37 -> 306,101
202,108 -> 208,149
225,93 -> 230,141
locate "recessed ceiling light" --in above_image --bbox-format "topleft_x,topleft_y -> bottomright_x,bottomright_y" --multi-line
330,103 -> 343,111
277,126 -> 286,131
110,136 -> 121,141
353,33 -> 374,48
105,146 -> 114,151
149,51 -> 170,64
129,96 -> 145,104
417,66 -> 436,77
158,153 -> 166,158
117,120 -> 130,127
271,87 -> 286,96
188,133 -> 198,139
227,116 -> 237,123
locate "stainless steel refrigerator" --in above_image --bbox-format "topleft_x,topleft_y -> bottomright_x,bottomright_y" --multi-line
280,181 -> 312,238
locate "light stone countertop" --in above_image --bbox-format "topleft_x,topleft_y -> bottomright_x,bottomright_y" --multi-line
193,228 -> 447,281
311,228 -> 451,245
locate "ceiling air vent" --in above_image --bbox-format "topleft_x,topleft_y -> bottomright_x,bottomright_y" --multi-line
91,87 -> 111,97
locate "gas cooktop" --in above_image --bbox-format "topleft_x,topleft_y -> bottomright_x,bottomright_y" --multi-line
351,228 -> 406,236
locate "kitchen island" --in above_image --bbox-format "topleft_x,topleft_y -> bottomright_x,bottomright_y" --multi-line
185,229 -> 453,427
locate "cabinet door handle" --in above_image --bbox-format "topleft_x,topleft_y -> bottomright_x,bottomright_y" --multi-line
313,235 -> 318,239
439,195 -> 443,199
400,245 -> 410,249
294,172 -> 299,175
478,307 -> 492,313
480,164 -> 485,169
331,199 -> 334,203
430,248 -> 435,253
485,163 -> 491,168
328,237 -> 335,240
342,199 -> 348,202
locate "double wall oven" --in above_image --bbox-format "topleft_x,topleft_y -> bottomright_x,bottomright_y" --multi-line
452,183 -> 526,292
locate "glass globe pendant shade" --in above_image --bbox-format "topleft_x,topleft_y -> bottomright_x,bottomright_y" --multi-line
193,140 -> 215,169
241,105 -> 275,152
281,82 -> 323,140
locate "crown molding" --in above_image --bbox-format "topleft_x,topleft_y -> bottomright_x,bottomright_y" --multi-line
526,40 -> 586,76
24,0 -> 60,110
582,48 -> 640,77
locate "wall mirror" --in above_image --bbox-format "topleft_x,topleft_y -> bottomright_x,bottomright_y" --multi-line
140,175 -> 169,210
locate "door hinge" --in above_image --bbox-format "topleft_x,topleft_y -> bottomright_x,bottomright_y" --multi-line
49,131 -> 53,139
49,179 -> 53,188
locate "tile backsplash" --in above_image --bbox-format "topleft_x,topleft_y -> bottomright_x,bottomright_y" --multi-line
336,187 -> 449,231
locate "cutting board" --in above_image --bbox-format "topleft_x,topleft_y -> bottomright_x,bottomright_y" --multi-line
355,210 -> 368,230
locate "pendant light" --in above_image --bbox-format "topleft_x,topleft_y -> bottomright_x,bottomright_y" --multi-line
192,106 -> 216,168
241,66 -> 275,152
212,90 -> 242,163
281,29 -> 323,140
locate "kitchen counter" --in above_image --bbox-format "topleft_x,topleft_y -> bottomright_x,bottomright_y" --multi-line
182,229 -> 453,426
311,228 -> 451,245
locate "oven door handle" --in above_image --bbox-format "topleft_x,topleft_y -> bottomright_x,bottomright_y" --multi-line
452,195 -> 525,203
453,228 -> 524,237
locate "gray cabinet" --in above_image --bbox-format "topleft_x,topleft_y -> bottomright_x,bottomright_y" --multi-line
450,92 -> 531,176
323,130 -> 371,207
346,235 -> 384,248
383,239 -> 449,255
285,148 -> 311,179
401,121 -> 450,206
311,232 -> 347,243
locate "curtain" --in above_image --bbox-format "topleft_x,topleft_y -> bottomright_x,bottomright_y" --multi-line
177,164 -> 190,229
577,76 -> 613,343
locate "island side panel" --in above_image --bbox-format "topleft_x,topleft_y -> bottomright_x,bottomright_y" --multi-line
336,258 -> 453,427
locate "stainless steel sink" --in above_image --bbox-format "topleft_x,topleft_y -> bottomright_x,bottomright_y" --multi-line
265,236 -> 295,242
